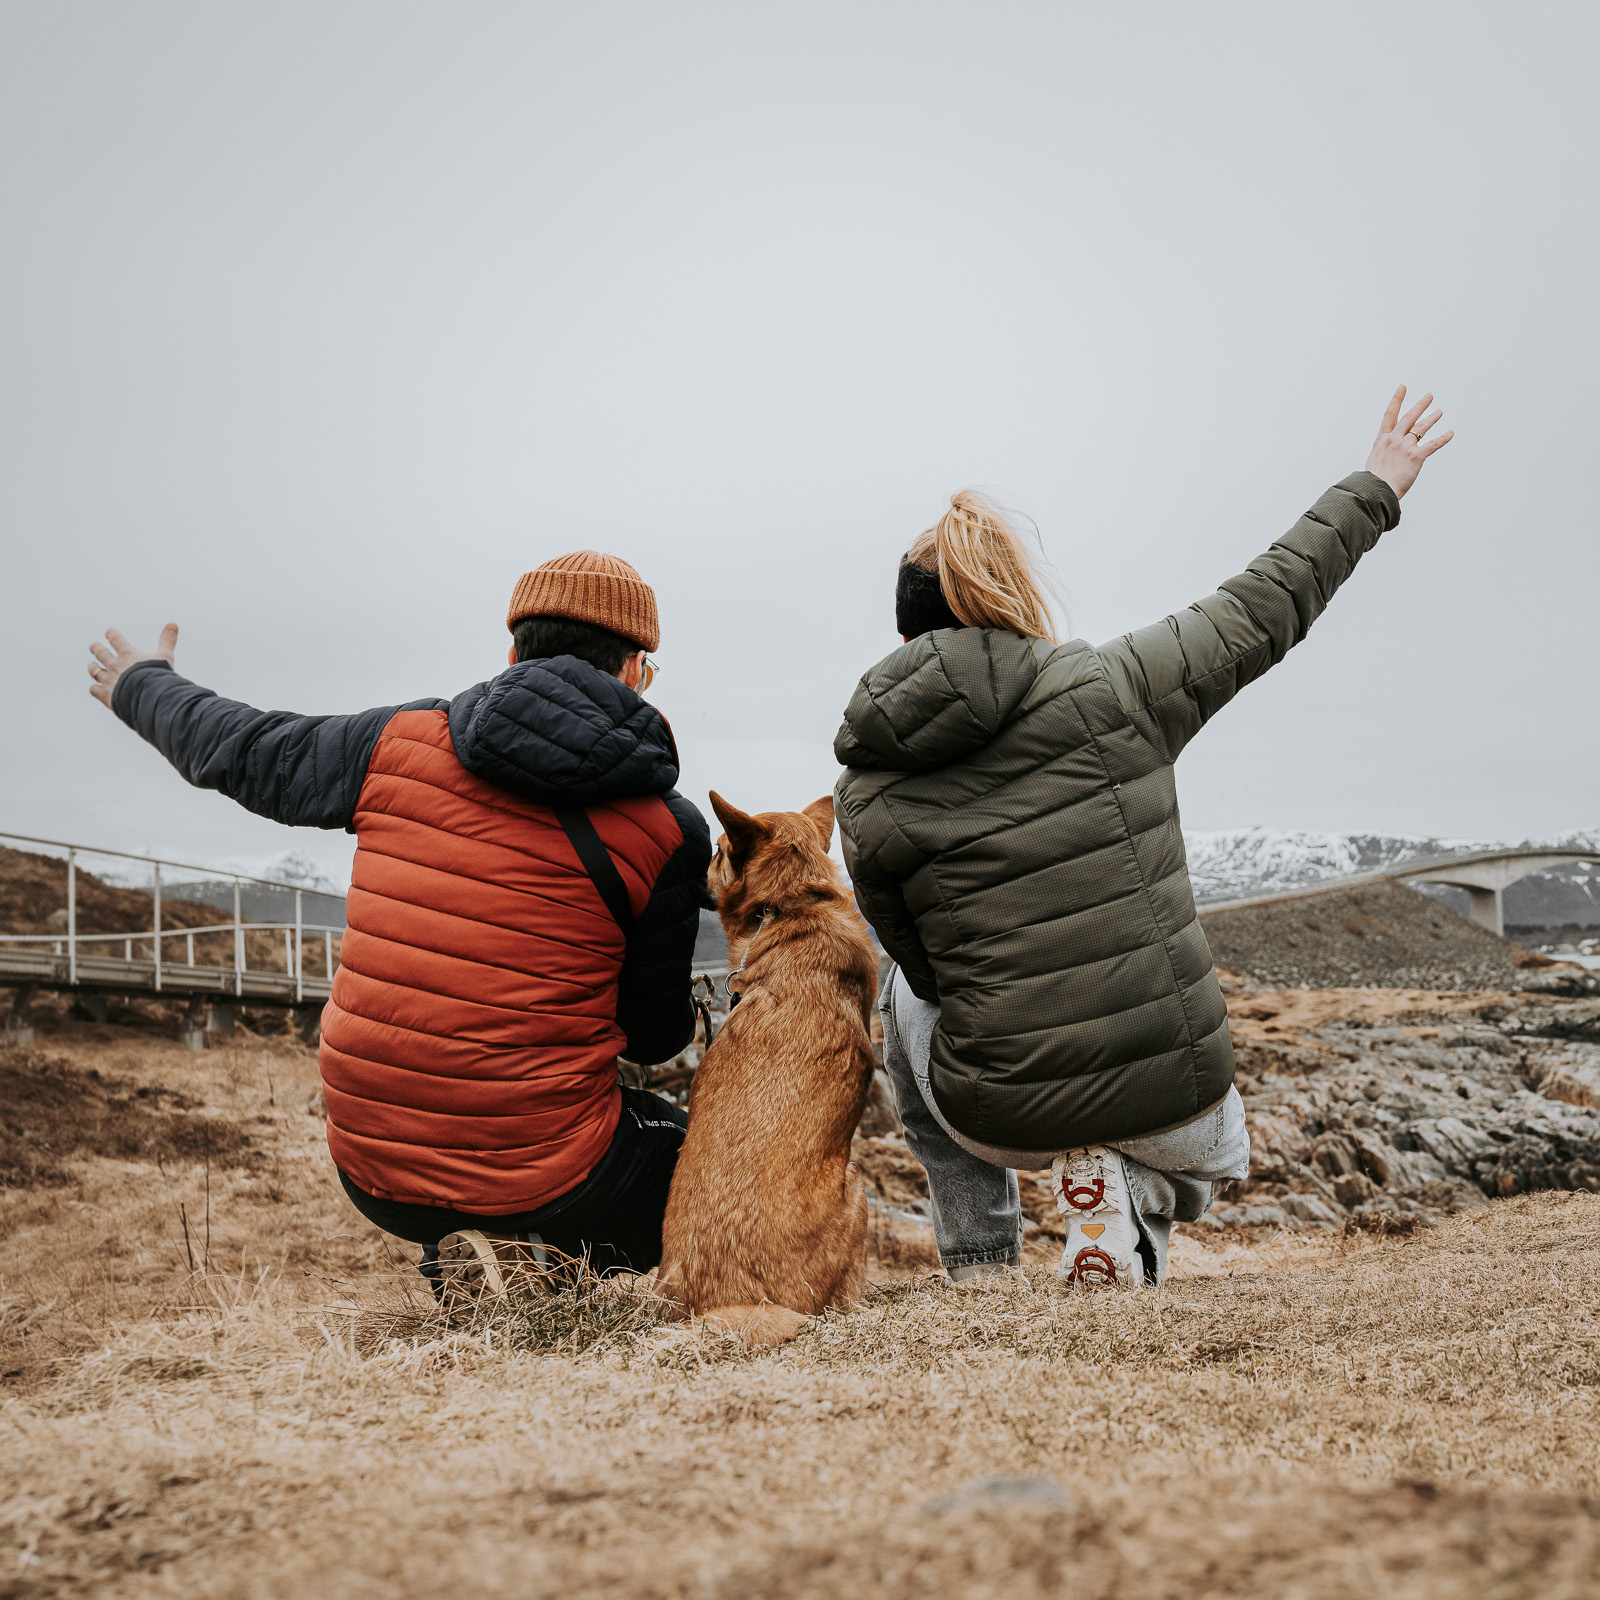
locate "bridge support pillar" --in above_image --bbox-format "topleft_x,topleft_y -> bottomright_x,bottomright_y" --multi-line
71,993 -> 108,1025
208,1004 -> 236,1037
4,983 -> 35,1048
1465,886 -> 1504,938
180,998 -> 209,1052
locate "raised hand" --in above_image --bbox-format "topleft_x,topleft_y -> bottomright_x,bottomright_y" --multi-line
1365,385 -> 1454,500
87,623 -> 179,708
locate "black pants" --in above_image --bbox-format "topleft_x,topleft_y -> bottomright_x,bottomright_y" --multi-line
338,1087 -> 688,1278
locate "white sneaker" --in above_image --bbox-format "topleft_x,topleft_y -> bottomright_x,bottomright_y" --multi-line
1051,1147 -> 1144,1291
946,1262 -> 1028,1287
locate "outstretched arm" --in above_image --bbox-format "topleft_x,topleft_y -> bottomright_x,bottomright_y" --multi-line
88,624 -> 443,830
1098,386 -> 1453,763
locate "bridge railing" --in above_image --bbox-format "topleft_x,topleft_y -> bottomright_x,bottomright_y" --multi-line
0,830 -> 345,1005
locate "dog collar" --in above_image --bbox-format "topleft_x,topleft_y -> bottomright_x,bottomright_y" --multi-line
724,906 -> 778,1009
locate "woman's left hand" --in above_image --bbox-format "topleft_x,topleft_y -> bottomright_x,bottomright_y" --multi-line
1365,385 -> 1453,500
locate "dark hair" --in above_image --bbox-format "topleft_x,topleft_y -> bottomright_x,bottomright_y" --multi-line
894,556 -> 963,639
511,615 -> 637,675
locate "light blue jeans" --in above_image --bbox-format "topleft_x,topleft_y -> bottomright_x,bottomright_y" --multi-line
880,967 -> 1251,1282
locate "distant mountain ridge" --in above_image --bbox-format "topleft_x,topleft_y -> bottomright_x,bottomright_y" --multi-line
63,835 -> 1600,941
112,851 -> 350,930
1185,826 -> 1600,928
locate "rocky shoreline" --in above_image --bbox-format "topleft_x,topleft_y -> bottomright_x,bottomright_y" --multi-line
1212,974 -> 1600,1231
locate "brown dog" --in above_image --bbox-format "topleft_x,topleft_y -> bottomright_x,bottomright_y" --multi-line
656,792 -> 879,1346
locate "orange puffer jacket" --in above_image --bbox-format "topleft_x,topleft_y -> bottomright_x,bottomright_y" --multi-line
112,654 -> 711,1214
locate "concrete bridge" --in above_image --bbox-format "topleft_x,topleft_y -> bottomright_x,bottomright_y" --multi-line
0,830 -> 343,1047
1393,846 -> 1600,937
1198,844 -> 1600,938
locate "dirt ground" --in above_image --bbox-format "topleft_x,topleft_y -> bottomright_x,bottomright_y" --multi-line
3,1003 -> 1599,1599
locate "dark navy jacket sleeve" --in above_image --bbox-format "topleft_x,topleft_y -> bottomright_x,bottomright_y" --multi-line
615,790 -> 713,1065
112,659 -> 447,831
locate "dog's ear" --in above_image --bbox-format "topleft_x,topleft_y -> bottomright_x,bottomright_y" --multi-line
709,791 -> 764,859
801,795 -> 834,854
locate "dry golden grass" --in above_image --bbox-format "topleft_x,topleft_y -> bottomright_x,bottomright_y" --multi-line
2,1019 -> 1598,1599
0,1010 -> 400,1385
1223,982 -> 1517,1049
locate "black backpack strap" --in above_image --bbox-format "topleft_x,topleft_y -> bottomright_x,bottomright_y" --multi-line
555,808 -> 636,940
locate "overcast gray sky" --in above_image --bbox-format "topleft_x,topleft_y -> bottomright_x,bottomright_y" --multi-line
2,2 -> 1594,886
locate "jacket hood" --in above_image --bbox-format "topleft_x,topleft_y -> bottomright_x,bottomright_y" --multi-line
448,656 -> 680,806
833,628 -> 1040,772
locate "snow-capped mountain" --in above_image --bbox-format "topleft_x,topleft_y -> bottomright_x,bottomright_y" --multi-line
248,851 -> 346,895
1185,826 -> 1600,928
1184,828 -> 1485,902
157,852 -> 349,928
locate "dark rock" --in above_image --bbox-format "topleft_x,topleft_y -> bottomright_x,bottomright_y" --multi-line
921,1476 -> 1075,1516
1515,969 -> 1600,999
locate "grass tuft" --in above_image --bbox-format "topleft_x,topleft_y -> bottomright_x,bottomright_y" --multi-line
350,1257 -> 676,1363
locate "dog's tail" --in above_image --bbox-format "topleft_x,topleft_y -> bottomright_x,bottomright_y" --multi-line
700,1304 -> 810,1348
650,1260 -> 691,1322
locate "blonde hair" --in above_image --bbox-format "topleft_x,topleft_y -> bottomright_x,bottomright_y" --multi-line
907,490 -> 1060,642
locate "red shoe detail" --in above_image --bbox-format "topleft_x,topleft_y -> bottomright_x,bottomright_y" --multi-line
1061,1177 -> 1105,1212
1068,1246 -> 1118,1286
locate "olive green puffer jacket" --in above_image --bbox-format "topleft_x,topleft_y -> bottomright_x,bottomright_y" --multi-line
834,472 -> 1401,1151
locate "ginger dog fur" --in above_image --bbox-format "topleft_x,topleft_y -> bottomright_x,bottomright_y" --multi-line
657,792 -> 879,1348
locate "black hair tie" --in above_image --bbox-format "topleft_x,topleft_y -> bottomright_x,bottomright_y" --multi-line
895,557 -> 962,639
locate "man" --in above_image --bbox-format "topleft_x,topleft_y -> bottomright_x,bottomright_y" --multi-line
87,551 -> 710,1288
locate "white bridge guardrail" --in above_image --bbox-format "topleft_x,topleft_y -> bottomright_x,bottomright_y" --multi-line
0,830 -> 343,1007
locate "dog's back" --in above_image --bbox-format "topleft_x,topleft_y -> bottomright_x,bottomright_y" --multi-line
658,793 -> 878,1343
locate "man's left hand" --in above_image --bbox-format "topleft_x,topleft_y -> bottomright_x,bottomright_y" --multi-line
88,623 -> 179,708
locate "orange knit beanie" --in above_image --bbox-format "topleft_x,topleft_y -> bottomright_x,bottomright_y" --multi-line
505,551 -> 660,653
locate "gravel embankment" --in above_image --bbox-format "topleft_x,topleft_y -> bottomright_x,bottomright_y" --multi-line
1198,877 -> 1534,990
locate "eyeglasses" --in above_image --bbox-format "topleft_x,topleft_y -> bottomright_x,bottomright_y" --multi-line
641,656 -> 659,692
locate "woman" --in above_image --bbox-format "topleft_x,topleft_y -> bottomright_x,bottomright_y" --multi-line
833,387 -> 1452,1288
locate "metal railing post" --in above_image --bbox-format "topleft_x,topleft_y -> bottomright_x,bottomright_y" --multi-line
3,834 -> 350,1013
67,849 -> 77,986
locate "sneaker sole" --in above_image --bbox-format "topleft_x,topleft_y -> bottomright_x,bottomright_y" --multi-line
1063,1224 -> 1139,1289
437,1229 -> 507,1306
1054,1149 -> 1143,1290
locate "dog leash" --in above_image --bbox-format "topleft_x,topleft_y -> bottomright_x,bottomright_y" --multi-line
692,974 -> 718,1048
